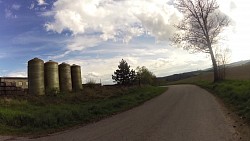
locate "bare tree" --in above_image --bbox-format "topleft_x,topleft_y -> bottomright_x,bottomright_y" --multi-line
215,47 -> 231,80
172,0 -> 230,82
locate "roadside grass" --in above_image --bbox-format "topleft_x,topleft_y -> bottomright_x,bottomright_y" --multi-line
0,86 -> 167,135
196,80 -> 250,123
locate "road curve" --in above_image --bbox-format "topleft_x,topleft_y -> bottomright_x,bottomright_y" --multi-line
10,85 -> 237,141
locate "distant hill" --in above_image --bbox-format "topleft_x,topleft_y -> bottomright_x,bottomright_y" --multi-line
157,70 -> 202,82
157,59 -> 250,84
226,60 -> 250,67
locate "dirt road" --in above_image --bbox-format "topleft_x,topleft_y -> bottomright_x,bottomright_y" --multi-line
8,85 -> 238,141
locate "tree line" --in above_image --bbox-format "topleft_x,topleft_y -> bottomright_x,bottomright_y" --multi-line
112,59 -> 156,86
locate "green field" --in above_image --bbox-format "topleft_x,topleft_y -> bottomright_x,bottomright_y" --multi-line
0,86 -> 167,135
197,80 -> 250,123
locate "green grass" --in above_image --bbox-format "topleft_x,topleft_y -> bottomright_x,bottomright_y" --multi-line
0,86 -> 167,135
196,80 -> 250,122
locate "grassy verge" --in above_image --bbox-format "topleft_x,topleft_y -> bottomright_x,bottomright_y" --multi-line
0,86 -> 167,135
196,80 -> 250,123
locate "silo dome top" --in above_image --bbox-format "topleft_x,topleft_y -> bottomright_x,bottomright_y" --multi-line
45,60 -> 58,64
72,64 -> 80,67
59,62 -> 70,66
28,57 -> 44,63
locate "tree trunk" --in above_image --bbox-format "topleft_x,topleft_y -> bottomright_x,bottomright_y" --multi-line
223,65 -> 226,80
138,77 -> 141,87
208,45 -> 219,82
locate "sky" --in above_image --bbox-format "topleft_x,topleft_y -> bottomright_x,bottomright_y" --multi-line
0,0 -> 249,84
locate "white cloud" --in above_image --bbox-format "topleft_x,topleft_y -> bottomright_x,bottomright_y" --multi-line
217,0 -> 250,62
43,0 -> 183,61
5,9 -> 17,19
29,3 -> 35,9
45,0 -> 180,43
67,35 -> 103,51
230,1 -> 237,11
48,51 -> 71,60
7,71 -> 27,77
37,0 -> 48,6
84,72 -> 101,83
12,4 -> 21,10
5,4 -> 21,19
4,9 -> 12,18
134,1 -> 181,41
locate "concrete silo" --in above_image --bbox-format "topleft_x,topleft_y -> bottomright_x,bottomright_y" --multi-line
28,58 -> 45,95
59,62 -> 72,93
44,60 -> 60,94
71,64 -> 83,92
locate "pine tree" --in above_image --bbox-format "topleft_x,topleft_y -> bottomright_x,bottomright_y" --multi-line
112,59 -> 135,86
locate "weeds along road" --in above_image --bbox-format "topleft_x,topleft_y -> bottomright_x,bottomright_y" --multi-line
11,85 -> 238,141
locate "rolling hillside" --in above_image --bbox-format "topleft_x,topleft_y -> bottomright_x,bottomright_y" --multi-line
157,60 -> 250,84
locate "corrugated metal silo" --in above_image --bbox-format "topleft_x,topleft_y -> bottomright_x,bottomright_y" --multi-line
59,62 -> 72,93
28,57 -> 45,95
71,64 -> 83,92
44,60 -> 60,94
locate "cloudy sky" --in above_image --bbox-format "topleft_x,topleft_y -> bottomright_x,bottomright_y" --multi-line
0,0 -> 249,84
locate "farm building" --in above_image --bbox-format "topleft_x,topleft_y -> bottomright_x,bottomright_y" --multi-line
0,77 -> 28,95
0,77 -> 28,89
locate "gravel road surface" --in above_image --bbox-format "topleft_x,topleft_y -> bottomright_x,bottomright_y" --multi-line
5,85 -> 237,141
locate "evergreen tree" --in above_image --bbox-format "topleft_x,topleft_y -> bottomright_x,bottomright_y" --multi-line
112,59 -> 134,85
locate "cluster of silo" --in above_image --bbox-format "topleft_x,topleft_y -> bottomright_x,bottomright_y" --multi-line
28,58 -> 82,95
